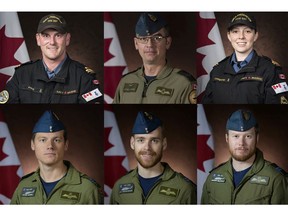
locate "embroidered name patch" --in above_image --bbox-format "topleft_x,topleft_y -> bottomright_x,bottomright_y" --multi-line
123,83 -> 138,92
55,90 -> 77,95
155,87 -> 174,96
211,173 -> 226,183
250,175 -> 269,185
240,76 -> 263,82
272,82 -> 288,94
21,187 -> 37,197
60,191 -> 80,201
159,186 -> 179,197
119,183 -> 134,194
82,88 -> 102,102
213,77 -> 229,82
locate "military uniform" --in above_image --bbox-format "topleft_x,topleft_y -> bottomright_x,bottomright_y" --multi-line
110,162 -> 197,204
201,149 -> 288,204
10,161 -> 103,204
113,65 -> 196,104
202,51 -> 288,104
2,56 -> 102,104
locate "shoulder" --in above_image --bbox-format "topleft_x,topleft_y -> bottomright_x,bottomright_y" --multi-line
121,67 -> 141,79
176,70 -> 196,82
15,60 -> 41,70
176,172 -> 197,187
19,171 -> 36,182
260,55 -> 282,68
81,174 -> 102,188
212,56 -> 230,69
266,162 -> 288,177
209,162 -> 227,174
69,60 -> 97,76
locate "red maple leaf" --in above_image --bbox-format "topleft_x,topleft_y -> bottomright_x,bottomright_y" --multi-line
104,38 -> 114,63
0,165 -> 21,199
104,127 -> 128,190
197,134 -> 214,172
0,25 -> 24,70
0,137 -> 8,161
104,66 -> 126,98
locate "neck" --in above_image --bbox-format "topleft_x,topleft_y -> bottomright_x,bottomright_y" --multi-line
43,54 -> 66,71
137,162 -> 164,178
232,154 -> 255,171
143,61 -> 166,76
39,161 -> 67,182
235,49 -> 252,61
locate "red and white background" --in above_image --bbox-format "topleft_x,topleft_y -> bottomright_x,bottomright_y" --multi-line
104,104 -> 129,204
196,12 -> 225,101
104,12 -> 128,104
0,12 -> 29,91
0,110 -> 23,204
197,104 -> 215,204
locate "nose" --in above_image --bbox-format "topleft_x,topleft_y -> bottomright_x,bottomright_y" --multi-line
238,30 -> 245,39
49,36 -> 56,45
143,140 -> 152,150
47,140 -> 54,149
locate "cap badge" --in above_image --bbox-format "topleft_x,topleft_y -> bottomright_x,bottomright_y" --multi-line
148,14 -> 157,22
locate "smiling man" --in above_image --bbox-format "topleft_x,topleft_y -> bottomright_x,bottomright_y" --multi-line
202,13 -> 288,104
201,109 -> 288,204
0,13 -> 102,104
10,110 -> 103,204
110,111 -> 197,204
113,12 -> 196,104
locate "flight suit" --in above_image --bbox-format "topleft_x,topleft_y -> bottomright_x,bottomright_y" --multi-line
3,56 -> 102,104
110,162 -> 197,204
202,51 -> 288,104
201,149 -> 288,204
113,65 -> 196,104
10,161 -> 103,204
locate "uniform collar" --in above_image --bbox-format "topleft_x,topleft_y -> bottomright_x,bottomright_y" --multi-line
231,50 -> 255,73
43,55 -> 67,79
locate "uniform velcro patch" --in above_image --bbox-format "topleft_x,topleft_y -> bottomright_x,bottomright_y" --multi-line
60,190 -> 81,201
119,183 -> 134,194
249,175 -> 269,185
159,186 -> 179,197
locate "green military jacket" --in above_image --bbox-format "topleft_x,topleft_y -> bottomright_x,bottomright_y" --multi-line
110,162 -> 197,204
201,149 -> 288,204
113,65 -> 196,104
10,161 -> 103,204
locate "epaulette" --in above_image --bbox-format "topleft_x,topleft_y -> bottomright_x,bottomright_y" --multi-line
262,56 -> 281,67
82,174 -> 101,187
178,70 -> 196,82
20,171 -> 35,180
213,56 -> 229,68
209,162 -> 226,173
15,60 -> 38,69
121,67 -> 141,78
270,163 -> 288,176
179,173 -> 193,184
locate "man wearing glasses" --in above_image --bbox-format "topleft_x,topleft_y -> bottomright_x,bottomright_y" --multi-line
113,12 -> 196,104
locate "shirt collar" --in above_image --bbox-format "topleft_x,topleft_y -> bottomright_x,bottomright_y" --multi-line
43,55 -> 67,79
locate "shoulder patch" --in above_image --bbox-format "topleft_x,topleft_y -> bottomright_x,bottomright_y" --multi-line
177,70 -> 196,82
270,163 -> 288,176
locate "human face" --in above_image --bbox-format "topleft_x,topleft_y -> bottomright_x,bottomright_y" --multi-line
130,127 -> 167,169
227,26 -> 258,58
31,130 -> 68,166
134,28 -> 172,65
226,127 -> 258,162
36,29 -> 70,62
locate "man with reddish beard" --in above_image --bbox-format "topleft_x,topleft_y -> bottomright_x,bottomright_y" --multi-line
110,111 -> 197,204
0,13 -> 102,104
201,109 -> 288,204
113,12 -> 196,104
10,110 -> 103,204
202,12 -> 288,104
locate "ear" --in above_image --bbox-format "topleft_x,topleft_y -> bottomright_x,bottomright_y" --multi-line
65,33 -> 71,46
134,37 -> 139,50
165,36 -> 172,50
130,136 -> 135,150
254,31 -> 259,42
225,133 -> 229,143
31,140 -> 35,151
162,137 -> 167,151
64,140 -> 69,151
36,33 -> 41,46
227,32 -> 232,42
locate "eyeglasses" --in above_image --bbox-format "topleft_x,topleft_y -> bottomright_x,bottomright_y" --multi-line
136,35 -> 168,44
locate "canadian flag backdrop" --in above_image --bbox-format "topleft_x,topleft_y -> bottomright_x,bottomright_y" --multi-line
104,104 -> 129,204
0,109 -> 23,204
196,12 -> 225,101
197,104 -> 215,204
0,12 -> 29,91
104,12 -> 128,104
